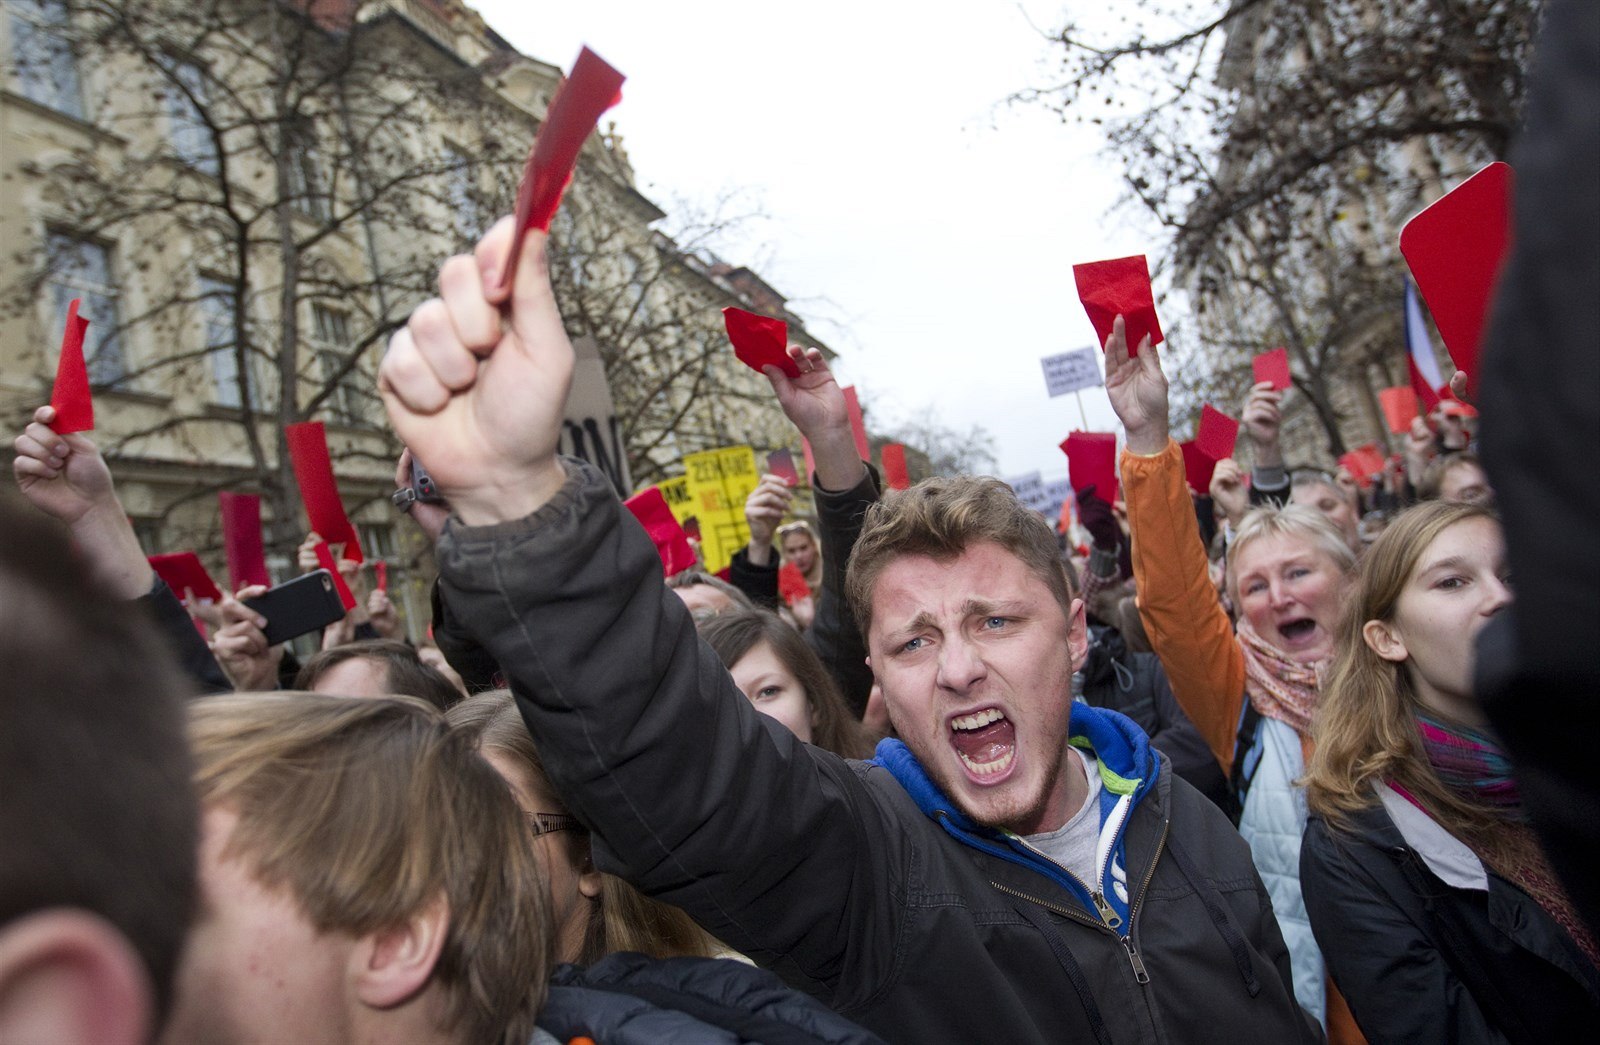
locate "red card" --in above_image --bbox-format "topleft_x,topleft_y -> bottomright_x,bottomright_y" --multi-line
374,560 -> 388,593
1399,162 -> 1513,391
148,552 -> 222,602
766,449 -> 799,487
1073,255 -> 1163,358
218,492 -> 271,592
1180,441 -> 1218,495
500,47 -> 625,294
1060,431 -> 1119,503
1195,405 -> 1239,461
1378,387 -> 1419,434
623,486 -> 696,577
285,420 -> 362,563
1338,443 -> 1387,489
723,307 -> 801,379
841,386 -> 870,462
881,443 -> 911,491
49,298 -> 94,434
777,562 -> 811,606
314,541 -> 358,611
1252,347 -> 1291,391
800,438 -> 816,487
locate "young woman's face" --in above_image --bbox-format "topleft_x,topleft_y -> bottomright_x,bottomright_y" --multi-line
781,532 -> 818,575
1372,517 -> 1511,718
730,640 -> 815,744
1232,533 -> 1349,664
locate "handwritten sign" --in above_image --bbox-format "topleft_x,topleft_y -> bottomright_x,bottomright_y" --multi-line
1040,347 -> 1103,398
681,445 -> 760,574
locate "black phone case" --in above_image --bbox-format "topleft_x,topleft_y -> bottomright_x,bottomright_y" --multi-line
243,569 -> 348,646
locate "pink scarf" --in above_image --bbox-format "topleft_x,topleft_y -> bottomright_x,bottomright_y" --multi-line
1236,618 -> 1324,737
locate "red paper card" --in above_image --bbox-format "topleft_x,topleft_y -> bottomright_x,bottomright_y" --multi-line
766,449 -> 799,488
800,438 -> 816,487
881,443 -> 911,491
1378,387 -> 1419,434
374,560 -> 388,593
148,552 -> 222,602
314,541 -> 358,611
777,562 -> 811,606
1195,405 -> 1240,461
623,486 -> 696,577
1338,443 -> 1388,489
500,47 -> 625,294
285,420 -> 362,563
218,492 -> 271,592
841,386 -> 870,462
1180,441 -> 1218,495
1073,255 -> 1163,358
1399,162 -> 1513,391
1252,347 -> 1291,391
49,298 -> 94,433
1060,431 -> 1119,503
723,307 -> 801,379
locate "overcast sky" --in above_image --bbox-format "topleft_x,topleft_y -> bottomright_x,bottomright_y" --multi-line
470,0 -> 1158,479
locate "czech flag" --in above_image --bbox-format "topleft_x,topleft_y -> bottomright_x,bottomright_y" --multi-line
1405,280 -> 1445,413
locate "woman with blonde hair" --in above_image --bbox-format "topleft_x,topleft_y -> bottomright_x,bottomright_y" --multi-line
1301,501 -> 1599,1041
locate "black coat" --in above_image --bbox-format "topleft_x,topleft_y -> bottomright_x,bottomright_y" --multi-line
1301,802 -> 1600,1044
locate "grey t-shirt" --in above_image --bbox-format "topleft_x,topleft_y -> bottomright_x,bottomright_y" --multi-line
1023,746 -> 1102,889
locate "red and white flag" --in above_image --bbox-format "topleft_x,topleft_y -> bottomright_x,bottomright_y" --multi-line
1405,280 -> 1445,413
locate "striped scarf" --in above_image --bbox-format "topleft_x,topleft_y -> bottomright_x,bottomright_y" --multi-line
1236,617 -> 1324,737
1414,711 -> 1522,817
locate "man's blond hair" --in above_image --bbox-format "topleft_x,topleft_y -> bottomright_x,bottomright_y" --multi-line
846,476 -> 1074,637
187,692 -> 551,1045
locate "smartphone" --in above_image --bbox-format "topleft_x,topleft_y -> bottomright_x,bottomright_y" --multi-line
243,570 -> 348,646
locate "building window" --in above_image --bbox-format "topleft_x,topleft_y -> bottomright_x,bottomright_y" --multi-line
8,0 -> 82,118
442,142 -> 478,243
285,119 -> 329,220
163,59 -> 218,175
357,523 -> 394,561
199,276 -> 258,409
46,232 -> 125,388
312,304 -> 364,426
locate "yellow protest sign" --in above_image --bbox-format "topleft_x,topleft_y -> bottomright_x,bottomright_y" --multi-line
654,475 -> 694,525
681,445 -> 759,574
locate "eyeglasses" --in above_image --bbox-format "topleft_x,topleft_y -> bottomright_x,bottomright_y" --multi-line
526,812 -> 584,838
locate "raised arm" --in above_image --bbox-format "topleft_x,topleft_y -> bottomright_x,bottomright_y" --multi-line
1101,319 -> 1247,771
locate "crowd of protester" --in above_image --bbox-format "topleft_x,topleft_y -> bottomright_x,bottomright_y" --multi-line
3,3 -> 1598,1042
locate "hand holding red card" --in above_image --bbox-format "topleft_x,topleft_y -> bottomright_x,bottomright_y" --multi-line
49,298 -> 94,434
1060,431 -> 1119,503
724,307 -> 802,379
881,443 -> 911,491
497,47 -> 625,296
1399,161 -> 1514,391
1180,441 -> 1219,496
1252,347 -> 1291,392
219,492 -> 271,591
148,552 -> 223,602
285,420 -> 363,563
1074,255 -> 1163,359
624,486 -> 696,576
1195,405 -> 1240,461
313,541 -> 358,611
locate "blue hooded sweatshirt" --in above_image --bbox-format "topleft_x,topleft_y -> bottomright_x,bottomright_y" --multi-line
871,702 -> 1156,929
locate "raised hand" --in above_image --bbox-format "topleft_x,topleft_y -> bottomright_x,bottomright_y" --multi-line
210,585 -> 282,691
379,218 -> 574,526
12,405 -> 116,525
1101,315 -> 1169,455
1240,382 -> 1284,468
760,345 -> 864,491
297,532 -> 323,574
1209,458 -> 1250,528
367,587 -> 401,640
743,473 -> 794,567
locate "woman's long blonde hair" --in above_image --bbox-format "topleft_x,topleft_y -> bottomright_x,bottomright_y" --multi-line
1304,501 -> 1505,841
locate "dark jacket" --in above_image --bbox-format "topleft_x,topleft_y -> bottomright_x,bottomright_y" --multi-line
140,577 -> 230,694
435,459 -> 1318,1045
1301,790 -> 1600,1044
537,952 -> 887,1044
1081,626 -> 1233,814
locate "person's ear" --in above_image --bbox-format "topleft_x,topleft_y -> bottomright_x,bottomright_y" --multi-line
352,892 -> 448,1011
1066,598 -> 1090,672
577,846 -> 604,902
0,909 -> 152,1045
1362,619 -> 1408,664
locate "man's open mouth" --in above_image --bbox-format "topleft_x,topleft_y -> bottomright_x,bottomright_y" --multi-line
950,708 -> 1016,778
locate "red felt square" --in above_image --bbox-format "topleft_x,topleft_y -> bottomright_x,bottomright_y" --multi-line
1060,431 -> 1119,503
500,47 -> 625,294
1378,387 -> 1419,434
723,307 -> 801,379
881,443 -> 911,490
841,386 -> 870,462
778,563 -> 811,606
314,541 -> 358,611
1252,347 -> 1291,391
624,486 -> 696,577
148,552 -> 223,602
766,449 -> 799,487
285,421 -> 362,562
218,492 -> 271,592
1400,162 -> 1514,392
1073,255 -> 1163,358
1180,441 -> 1218,496
49,298 -> 94,434
1195,405 -> 1240,461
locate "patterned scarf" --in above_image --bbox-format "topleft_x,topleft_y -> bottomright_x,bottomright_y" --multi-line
1401,714 -> 1600,970
1236,617 -> 1324,737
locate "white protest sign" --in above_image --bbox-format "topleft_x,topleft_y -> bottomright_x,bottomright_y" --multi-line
1040,347 -> 1103,398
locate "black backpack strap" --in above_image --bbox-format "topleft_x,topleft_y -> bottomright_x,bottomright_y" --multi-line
1010,901 -> 1116,1045
1165,834 -> 1261,997
1228,702 -> 1264,820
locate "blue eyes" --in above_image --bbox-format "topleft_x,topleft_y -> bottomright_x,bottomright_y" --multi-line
983,616 -> 1008,629
902,637 -> 927,653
